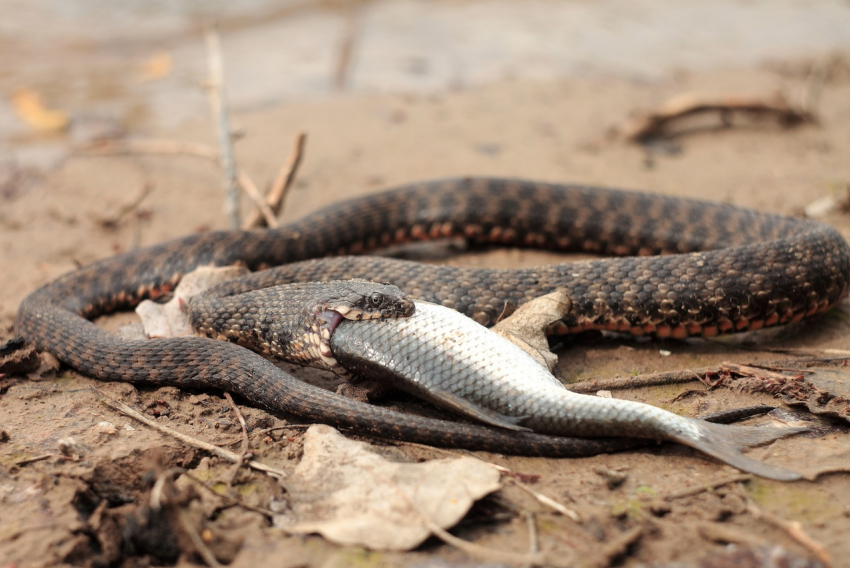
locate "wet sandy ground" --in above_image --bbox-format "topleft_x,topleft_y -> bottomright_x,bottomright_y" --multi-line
2,1 -> 850,566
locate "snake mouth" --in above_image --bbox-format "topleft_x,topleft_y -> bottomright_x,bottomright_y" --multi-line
323,309 -> 346,335
314,309 -> 349,374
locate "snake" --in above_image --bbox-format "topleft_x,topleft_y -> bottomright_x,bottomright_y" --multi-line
13,177 -> 850,459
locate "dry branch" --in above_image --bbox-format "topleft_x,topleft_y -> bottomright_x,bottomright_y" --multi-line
242,131 -> 307,229
204,23 -> 240,228
746,501 -> 832,567
99,394 -> 288,479
618,93 -> 814,143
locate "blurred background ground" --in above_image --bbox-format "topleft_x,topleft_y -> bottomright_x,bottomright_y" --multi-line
2,1 -> 850,567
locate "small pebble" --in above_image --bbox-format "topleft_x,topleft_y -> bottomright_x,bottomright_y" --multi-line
96,421 -> 117,435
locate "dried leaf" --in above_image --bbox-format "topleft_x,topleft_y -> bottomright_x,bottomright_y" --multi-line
136,266 -> 248,338
280,425 -> 501,551
491,289 -> 572,371
138,51 -> 173,82
11,89 -> 69,132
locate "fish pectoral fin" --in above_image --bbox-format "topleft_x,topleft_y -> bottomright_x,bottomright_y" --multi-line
428,390 -> 532,432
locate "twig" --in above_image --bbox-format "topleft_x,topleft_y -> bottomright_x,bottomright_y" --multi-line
242,131 -> 307,229
334,4 -> 362,90
520,512 -> 539,568
99,395 -> 288,478
506,478 -> 581,522
204,23 -> 240,229
14,453 -> 54,467
664,473 -> 753,501
150,468 -> 178,512
746,501 -> 832,567
224,392 -> 252,484
224,392 -> 250,457
179,508 -> 224,568
618,92 -> 814,143
720,362 -> 804,381
566,355 -> 847,394
236,170 -> 277,228
566,368 -> 714,393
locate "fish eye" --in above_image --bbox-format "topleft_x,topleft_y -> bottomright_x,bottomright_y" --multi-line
369,292 -> 384,307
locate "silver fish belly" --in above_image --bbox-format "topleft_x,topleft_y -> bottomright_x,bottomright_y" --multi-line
330,301 -> 805,481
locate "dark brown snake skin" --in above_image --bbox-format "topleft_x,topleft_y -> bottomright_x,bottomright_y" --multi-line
14,178 -> 850,456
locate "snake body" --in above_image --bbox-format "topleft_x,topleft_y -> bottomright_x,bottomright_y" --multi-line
14,178 -> 850,458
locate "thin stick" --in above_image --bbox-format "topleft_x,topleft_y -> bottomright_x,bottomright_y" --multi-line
204,23 -> 240,228
236,169 -> 277,228
506,479 -> 581,522
224,392 -> 252,484
334,4 -> 362,90
720,362 -> 804,381
15,454 -> 54,467
224,392 -> 250,457
565,354 -> 846,394
566,368 -> 713,393
618,93 -> 814,143
242,131 -> 307,229
746,501 -> 832,567
179,508 -> 224,568
99,396 -> 288,478
150,468 -> 176,511
520,512 -> 539,568
664,473 -> 753,501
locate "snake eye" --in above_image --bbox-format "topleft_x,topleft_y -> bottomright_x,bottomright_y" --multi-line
369,292 -> 384,307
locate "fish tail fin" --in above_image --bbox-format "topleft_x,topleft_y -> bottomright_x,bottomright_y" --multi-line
673,420 -> 807,481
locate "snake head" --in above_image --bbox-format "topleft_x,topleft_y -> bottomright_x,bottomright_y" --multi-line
311,280 -> 413,372
325,279 -> 415,321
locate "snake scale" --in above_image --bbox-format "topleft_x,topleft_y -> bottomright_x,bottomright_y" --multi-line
14,178 -> 850,457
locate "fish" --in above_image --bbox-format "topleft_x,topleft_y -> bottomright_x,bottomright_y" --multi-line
329,301 -> 807,481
